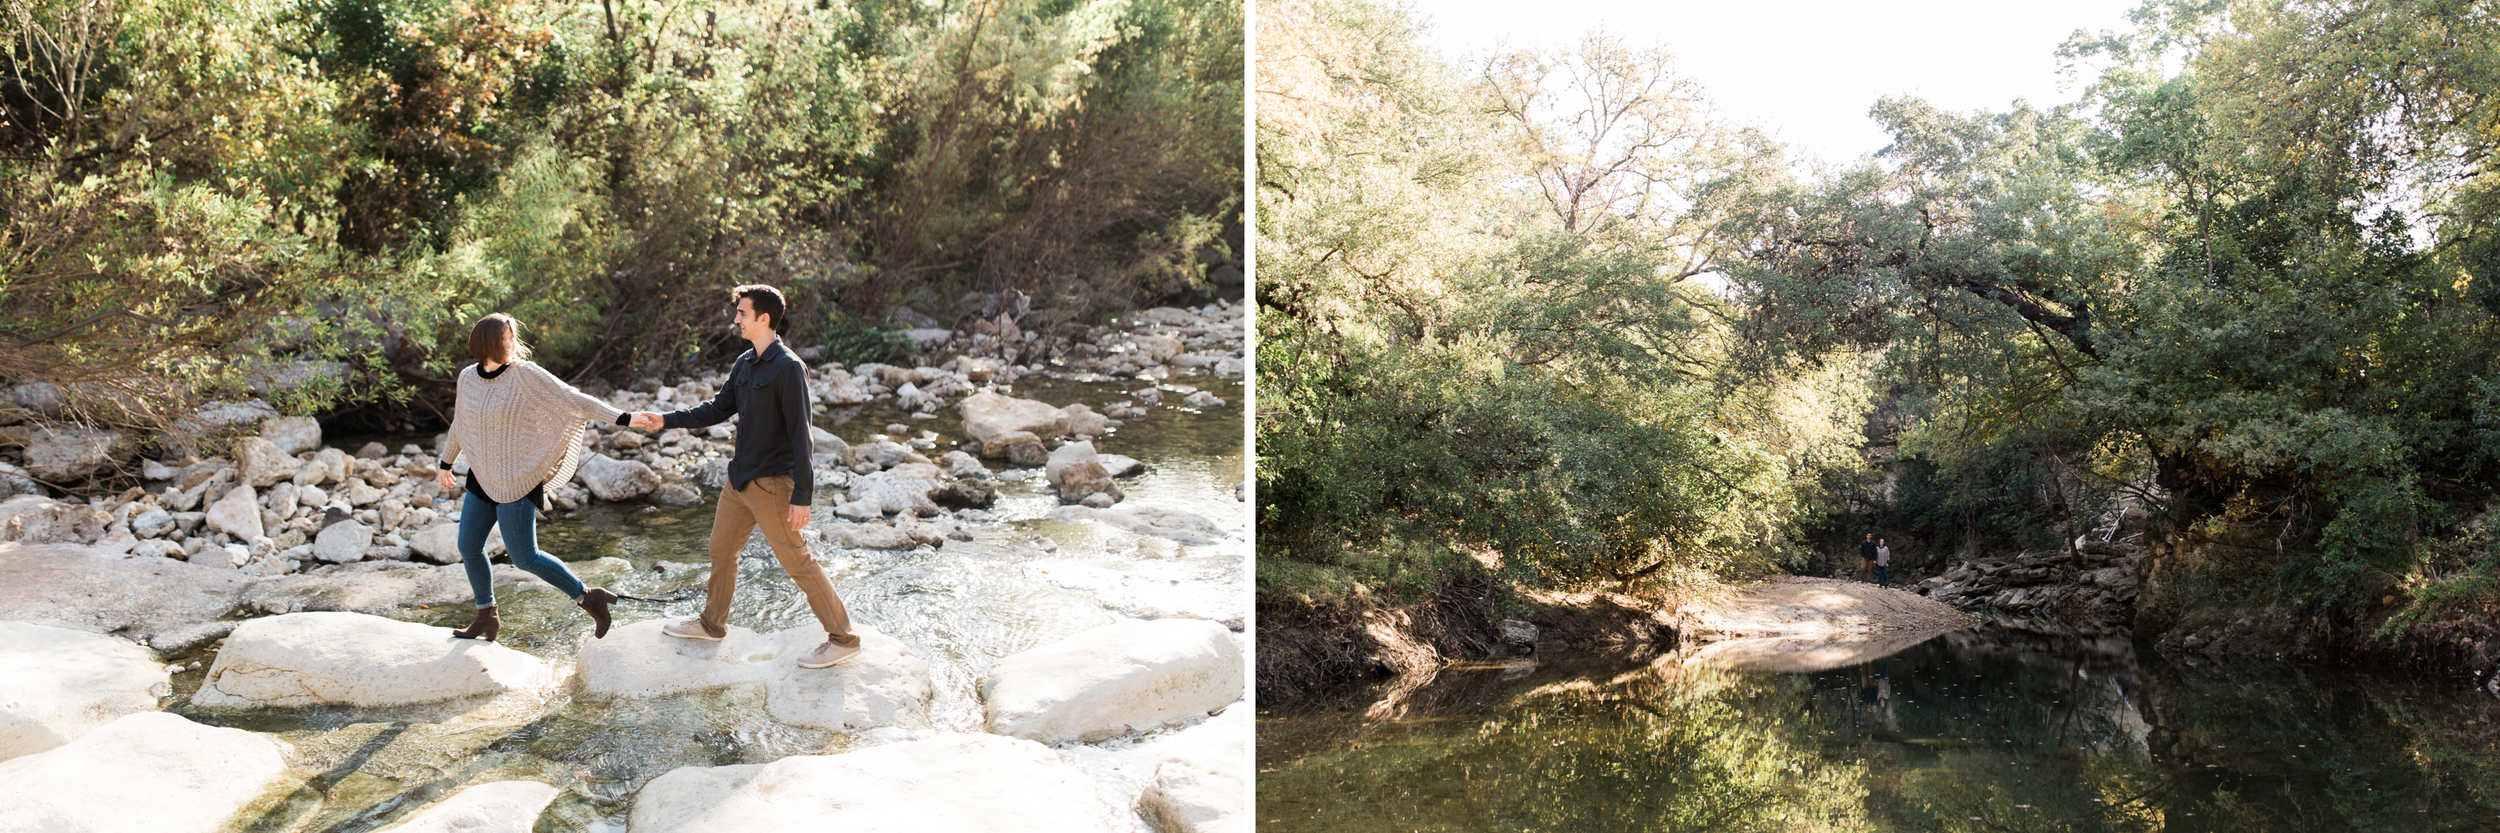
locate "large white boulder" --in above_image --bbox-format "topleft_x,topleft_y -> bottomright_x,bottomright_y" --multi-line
311,520 -> 373,563
760,627 -> 934,730
958,392 -> 1068,445
237,436 -> 295,488
0,711 -> 289,833
0,495 -> 110,545
576,453 -> 658,501
191,611 -> 553,709
0,542 -> 251,652
260,415 -> 323,456
373,780 -> 560,833
1135,708 -> 1251,833
205,484 -> 265,540
576,620 -> 777,698
0,622 -> 170,762
628,734 -> 1113,833
981,618 -> 1243,744
848,463 -> 943,516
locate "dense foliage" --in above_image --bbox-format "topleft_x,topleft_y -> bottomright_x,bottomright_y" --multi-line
1,0 -> 1241,439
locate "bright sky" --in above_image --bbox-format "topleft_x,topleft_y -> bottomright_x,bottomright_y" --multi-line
1405,0 -> 2149,165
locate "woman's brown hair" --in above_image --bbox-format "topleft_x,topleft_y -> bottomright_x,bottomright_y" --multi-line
469,313 -> 533,366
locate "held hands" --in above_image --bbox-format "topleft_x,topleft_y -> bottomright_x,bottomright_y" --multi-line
787,504 -> 810,532
630,412 -> 664,431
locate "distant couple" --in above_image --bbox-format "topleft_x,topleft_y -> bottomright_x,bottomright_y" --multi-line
434,284 -> 863,669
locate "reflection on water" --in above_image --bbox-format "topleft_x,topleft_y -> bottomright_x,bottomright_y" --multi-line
185,376 -> 1245,833
1258,628 -> 2500,832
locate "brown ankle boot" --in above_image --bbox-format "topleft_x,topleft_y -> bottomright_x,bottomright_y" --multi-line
579,588 -> 618,639
451,605 -> 500,642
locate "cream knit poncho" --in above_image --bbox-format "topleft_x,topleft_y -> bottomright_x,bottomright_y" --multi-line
439,361 -> 625,504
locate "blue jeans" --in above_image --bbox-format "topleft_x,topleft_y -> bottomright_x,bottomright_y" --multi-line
1876,565 -> 1889,587
458,489 -> 586,607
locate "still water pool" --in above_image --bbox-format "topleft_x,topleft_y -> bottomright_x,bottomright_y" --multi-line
1258,626 -> 2500,832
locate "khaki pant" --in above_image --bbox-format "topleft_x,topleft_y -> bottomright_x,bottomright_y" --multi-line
1858,558 -> 1874,582
697,476 -> 859,648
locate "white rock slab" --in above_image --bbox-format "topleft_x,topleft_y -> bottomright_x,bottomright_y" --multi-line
191,611 -> 552,709
0,711 -> 289,833
1135,708 -> 1250,833
628,734 -> 1113,833
373,780 -> 560,833
0,622 -> 170,762
760,627 -> 934,730
0,542 -> 251,652
981,618 -> 1243,744
576,620 -> 777,699
958,391 -> 1069,444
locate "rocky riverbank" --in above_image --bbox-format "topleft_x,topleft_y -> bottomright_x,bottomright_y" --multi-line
0,302 -> 1249,833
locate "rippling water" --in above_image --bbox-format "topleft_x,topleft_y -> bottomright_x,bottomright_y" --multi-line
1258,626 -> 2500,832
170,375 -> 1245,833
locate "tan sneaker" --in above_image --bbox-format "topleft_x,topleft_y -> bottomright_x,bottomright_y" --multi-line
798,640 -> 862,668
662,619 -> 722,641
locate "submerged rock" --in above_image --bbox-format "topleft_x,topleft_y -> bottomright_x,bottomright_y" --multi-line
982,618 -> 1243,744
629,734 -> 1113,833
0,622 -> 170,763
372,780 -> 560,833
0,711 -> 289,833
1046,505 -> 1228,546
191,611 -> 554,709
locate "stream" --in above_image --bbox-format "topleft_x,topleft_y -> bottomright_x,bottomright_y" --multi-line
1257,625 -> 2500,832
162,376 -> 1245,833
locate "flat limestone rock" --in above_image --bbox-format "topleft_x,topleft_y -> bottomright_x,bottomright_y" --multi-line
982,618 -> 1244,744
760,627 -> 934,730
0,622 -> 171,762
0,541 -> 250,652
372,780 -> 560,833
628,734 -> 1113,833
576,620 -> 778,698
0,711 -> 290,833
1134,708 -> 1251,833
191,611 -> 554,709
958,392 -> 1069,445
1046,505 -> 1229,546
241,560 -> 533,616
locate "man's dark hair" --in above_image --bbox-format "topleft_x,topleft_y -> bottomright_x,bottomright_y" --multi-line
735,284 -> 788,332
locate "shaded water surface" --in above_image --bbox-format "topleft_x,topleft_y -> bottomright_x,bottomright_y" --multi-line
1258,628 -> 2500,832
172,376 -> 1244,832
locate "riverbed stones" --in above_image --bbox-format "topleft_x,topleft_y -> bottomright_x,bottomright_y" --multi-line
1046,442 -> 1121,506
312,519 -> 372,563
21,425 -> 129,483
959,392 -> 1068,447
191,611 -> 554,709
982,618 -> 1243,744
261,416 -> 322,456
0,711 -> 290,833
0,622 -> 171,762
577,453 -> 659,501
0,542 -> 249,651
821,522 -> 916,550
205,484 -> 264,540
849,463 -> 944,516
0,495 -> 110,544
628,734 -> 1112,833
761,627 -> 935,730
1134,708 -> 1250,833
373,780 -> 560,833
238,436 -> 294,488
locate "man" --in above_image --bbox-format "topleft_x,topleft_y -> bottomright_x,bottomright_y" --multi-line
1858,533 -> 1877,583
1875,538 -> 1892,589
631,285 -> 863,668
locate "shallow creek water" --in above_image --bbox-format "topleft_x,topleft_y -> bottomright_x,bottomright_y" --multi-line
166,376 -> 1244,833
1258,625 -> 2500,832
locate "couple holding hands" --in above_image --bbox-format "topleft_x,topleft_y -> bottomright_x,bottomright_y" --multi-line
432,284 -> 864,669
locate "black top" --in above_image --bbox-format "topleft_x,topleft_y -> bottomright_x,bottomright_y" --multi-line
442,362 -> 636,512
659,338 -> 815,505
1860,539 -> 1878,560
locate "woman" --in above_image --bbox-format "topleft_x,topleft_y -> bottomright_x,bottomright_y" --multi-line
435,313 -> 631,641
